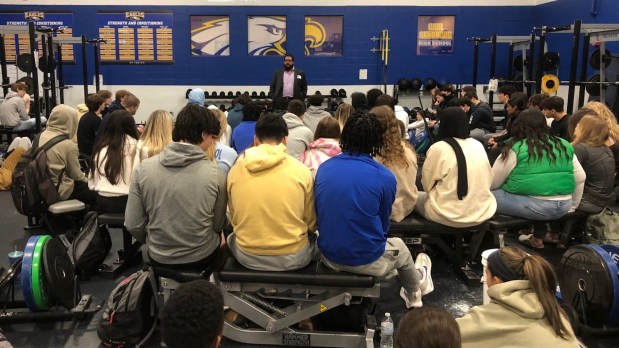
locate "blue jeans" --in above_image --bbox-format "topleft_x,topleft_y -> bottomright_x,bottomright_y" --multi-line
492,189 -> 571,238
12,117 -> 47,132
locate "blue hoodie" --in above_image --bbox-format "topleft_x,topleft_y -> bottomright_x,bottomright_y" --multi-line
188,88 -> 206,106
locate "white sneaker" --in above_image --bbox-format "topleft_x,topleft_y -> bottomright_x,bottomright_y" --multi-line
415,253 -> 434,296
400,287 -> 422,309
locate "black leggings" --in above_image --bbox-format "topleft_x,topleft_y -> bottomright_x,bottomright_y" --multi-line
96,194 -> 128,214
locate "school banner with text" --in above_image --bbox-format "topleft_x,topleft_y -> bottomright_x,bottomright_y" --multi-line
417,15 -> 454,55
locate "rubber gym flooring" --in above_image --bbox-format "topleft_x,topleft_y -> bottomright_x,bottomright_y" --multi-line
0,190 -> 616,347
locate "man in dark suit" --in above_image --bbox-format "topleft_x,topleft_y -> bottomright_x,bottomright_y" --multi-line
269,54 -> 307,101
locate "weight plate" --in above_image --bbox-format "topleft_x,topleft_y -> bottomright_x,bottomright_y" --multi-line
599,245 -> 619,326
16,53 -> 35,73
513,55 -> 526,72
0,257 -> 22,296
585,74 -> 603,97
541,74 -> 560,94
31,235 -> 52,311
22,235 -> 41,311
589,48 -> 612,70
43,238 -> 77,309
542,51 -> 560,71
559,244 -> 617,327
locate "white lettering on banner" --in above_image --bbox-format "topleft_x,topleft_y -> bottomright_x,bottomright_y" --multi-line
0,0 -> 557,6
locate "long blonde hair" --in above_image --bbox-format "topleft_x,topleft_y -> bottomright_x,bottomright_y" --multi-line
334,103 -> 353,130
571,115 -> 609,147
584,101 -> 619,141
139,110 -> 173,159
370,105 -> 413,168
204,108 -> 228,162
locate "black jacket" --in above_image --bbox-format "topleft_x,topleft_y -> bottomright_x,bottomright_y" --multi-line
269,68 -> 308,101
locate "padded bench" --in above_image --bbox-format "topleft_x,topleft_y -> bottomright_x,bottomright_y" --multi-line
389,213 -> 489,268
98,213 -> 141,278
217,258 -> 378,347
151,264 -> 210,303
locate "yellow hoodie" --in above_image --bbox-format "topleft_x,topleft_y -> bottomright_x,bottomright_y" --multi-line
227,143 -> 316,255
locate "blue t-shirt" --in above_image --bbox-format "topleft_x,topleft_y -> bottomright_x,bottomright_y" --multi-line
315,153 -> 396,266
231,121 -> 256,153
215,143 -> 238,175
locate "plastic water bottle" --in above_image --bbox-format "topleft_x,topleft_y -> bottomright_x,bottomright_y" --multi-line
380,312 -> 394,348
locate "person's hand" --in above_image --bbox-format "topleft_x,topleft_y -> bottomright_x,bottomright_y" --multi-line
488,137 -> 496,146
428,120 -> 437,128
137,124 -> 144,133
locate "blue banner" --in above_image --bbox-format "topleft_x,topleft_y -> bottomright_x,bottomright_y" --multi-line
97,11 -> 173,64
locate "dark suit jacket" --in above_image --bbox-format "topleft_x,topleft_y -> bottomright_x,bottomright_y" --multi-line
269,68 -> 308,101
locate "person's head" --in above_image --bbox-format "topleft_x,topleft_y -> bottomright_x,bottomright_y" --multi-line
188,88 -> 206,107
506,92 -> 528,115
161,280 -> 224,348
307,93 -> 324,107
501,108 -> 569,162
351,92 -> 368,109
374,94 -> 396,110
86,93 -> 105,113
441,83 -> 455,96
283,53 -> 294,71
571,115 -> 609,147
314,116 -> 340,141
114,89 -> 131,102
234,93 -> 252,106
457,97 -> 472,114
91,110 -> 139,185
98,90 -> 113,106
366,88 -> 384,109
242,102 -> 262,122
528,93 -> 549,110
140,110 -> 174,158
437,107 -> 470,139
583,101 -> 619,141
122,94 -> 140,115
209,108 -> 229,141
486,246 -> 575,340
48,104 -> 78,139
497,84 -> 517,104
12,82 -> 27,96
460,85 -> 476,98
287,99 -> 306,117
464,90 -> 479,102
541,96 -> 565,118
395,306 -> 461,348
254,112 -> 288,145
340,111 -> 384,156
334,102 -> 353,130
370,105 -> 412,168
173,104 -> 221,151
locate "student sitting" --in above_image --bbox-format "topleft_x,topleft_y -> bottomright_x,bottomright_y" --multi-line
211,108 -> 238,175
303,93 -> 332,134
231,102 -> 261,153
282,99 -> 314,159
299,116 -> 342,177
333,102 -> 353,130
456,246 -> 579,348
77,93 -> 106,158
137,110 -> 173,161
0,138 -> 32,190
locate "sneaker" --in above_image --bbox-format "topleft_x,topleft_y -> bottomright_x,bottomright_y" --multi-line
415,253 -> 434,296
400,287 -> 422,309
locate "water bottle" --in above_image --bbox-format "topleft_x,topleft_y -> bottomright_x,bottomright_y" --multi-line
380,312 -> 394,348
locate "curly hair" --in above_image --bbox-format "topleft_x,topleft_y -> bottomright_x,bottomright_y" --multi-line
370,106 -> 412,168
500,108 -> 570,163
340,111 -> 384,156
584,101 -> 619,141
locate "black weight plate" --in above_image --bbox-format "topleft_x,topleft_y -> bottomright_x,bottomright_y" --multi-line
542,51 -> 560,71
16,53 -> 35,73
43,238 -> 76,309
513,55 -> 524,72
21,235 -> 40,311
38,56 -> 56,73
16,76 -> 33,93
559,245 -> 614,327
0,257 -> 22,295
589,48 -> 612,70
339,88 -> 347,98
585,74 -> 603,97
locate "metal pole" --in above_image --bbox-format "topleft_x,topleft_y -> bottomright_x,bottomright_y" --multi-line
93,41 -> 100,92
536,28 -> 546,94
57,43 -> 65,104
29,22 -> 41,132
41,34 -> 51,117
0,34 -> 9,95
47,33 -> 57,109
489,34 -> 497,109
472,41 -> 479,87
567,20 -> 581,114
600,41 -> 606,105
508,43 -> 514,83
527,32 -> 536,96
578,34 -> 590,109
81,35 -> 88,102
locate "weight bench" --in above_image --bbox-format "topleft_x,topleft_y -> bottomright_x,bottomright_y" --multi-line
0,126 -> 37,145
97,213 -> 141,279
388,213 -> 489,285
488,214 -> 535,246
151,264 -> 212,304
217,258 -> 379,348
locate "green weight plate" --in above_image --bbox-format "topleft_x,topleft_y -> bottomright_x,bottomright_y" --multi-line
31,235 -> 52,311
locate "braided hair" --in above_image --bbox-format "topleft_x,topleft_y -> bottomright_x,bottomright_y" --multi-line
340,111 -> 385,157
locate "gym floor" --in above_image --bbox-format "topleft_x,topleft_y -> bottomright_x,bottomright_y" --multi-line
0,190 -> 616,348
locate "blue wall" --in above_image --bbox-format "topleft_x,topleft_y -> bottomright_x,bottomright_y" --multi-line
2,5 -> 542,86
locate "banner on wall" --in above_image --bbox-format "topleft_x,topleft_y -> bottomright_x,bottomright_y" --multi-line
417,15 -> 455,55
248,16 -> 286,56
305,16 -> 343,56
97,11 -> 173,64
0,11 -> 74,62
190,15 -> 230,56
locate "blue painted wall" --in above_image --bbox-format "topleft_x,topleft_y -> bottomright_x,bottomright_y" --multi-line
0,4 -> 559,86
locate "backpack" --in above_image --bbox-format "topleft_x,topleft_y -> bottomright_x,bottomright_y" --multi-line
98,267 -> 159,348
11,133 -> 67,217
586,208 -> 619,245
69,211 -> 112,279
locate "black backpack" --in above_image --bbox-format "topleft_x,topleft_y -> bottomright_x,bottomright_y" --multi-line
69,211 -> 112,279
11,133 -> 67,217
97,267 -> 159,348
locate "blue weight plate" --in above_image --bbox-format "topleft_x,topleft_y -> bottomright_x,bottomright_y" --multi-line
599,245 -> 619,326
43,238 -> 77,309
21,235 -> 40,311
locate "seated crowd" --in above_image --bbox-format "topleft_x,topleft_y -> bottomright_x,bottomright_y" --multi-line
4,84 -> 615,348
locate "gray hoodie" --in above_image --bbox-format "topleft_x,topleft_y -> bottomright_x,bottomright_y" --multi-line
282,112 -> 314,159
0,92 -> 28,127
125,142 -> 227,265
303,105 -> 331,134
